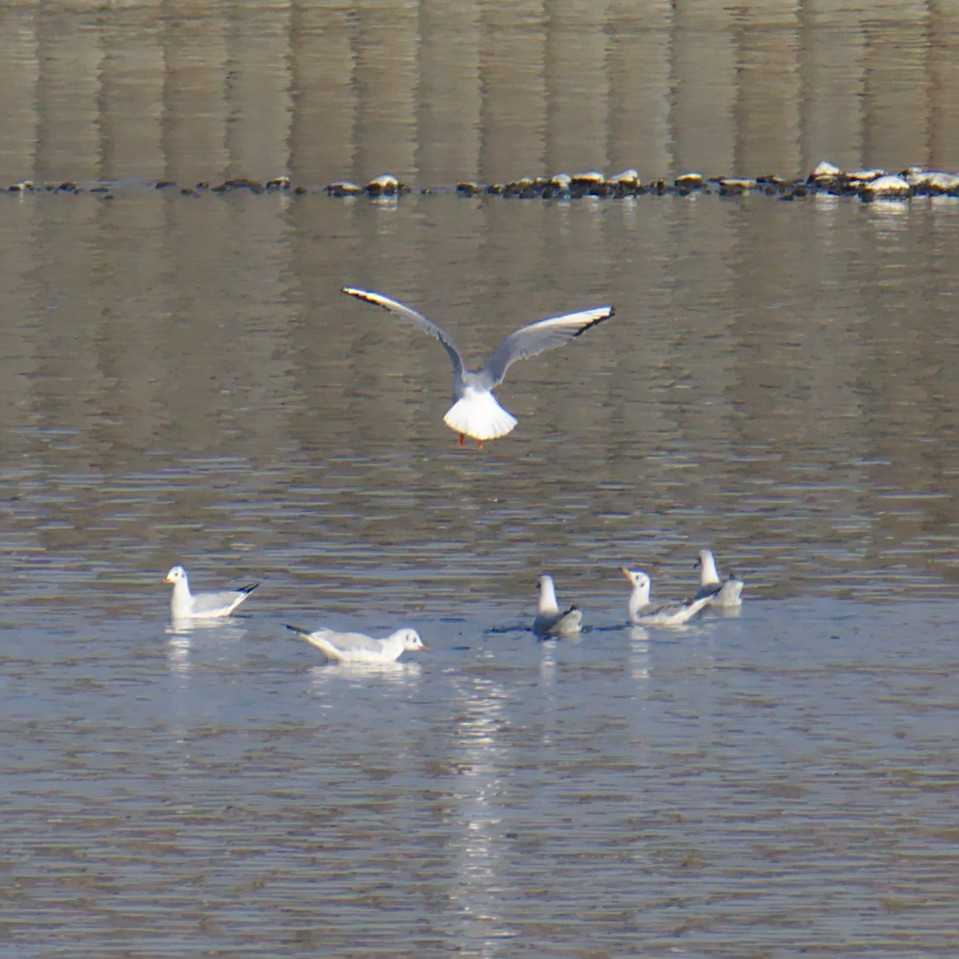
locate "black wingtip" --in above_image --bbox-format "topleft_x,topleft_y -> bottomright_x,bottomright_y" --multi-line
238,583 -> 260,595
285,624 -> 309,636
693,584 -> 722,602
573,305 -> 616,338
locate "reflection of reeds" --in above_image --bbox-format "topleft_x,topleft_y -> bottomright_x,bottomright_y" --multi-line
2,4 -> 957,184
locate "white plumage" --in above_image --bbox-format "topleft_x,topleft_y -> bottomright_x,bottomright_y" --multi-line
620,567 -> 711,627
694,549 -> 744,608
163,565 -> 258,620
285,624 -> 425,664
533,573 -> 582,636
341,287 -> 615,443
443,387 -> 517,441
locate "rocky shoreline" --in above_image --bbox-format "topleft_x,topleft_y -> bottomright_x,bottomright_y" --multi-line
7,162 -> 959,202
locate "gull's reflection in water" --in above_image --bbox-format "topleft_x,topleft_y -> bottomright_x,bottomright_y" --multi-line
308,660 -> 423,689
446,674 -> 514,952
712,605 -> 743,620
628,627 -> 652,681
537,631 -> 582,686
163,619 -> 249,676
165,617 -> 249,637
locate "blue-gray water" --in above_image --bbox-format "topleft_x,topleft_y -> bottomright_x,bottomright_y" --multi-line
3,3 -> 959,957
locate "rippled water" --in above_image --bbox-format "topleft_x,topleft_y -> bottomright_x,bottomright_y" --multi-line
3,3 -> 959,957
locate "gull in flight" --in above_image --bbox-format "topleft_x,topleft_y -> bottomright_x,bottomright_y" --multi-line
163,565 -> 259,620
533,573 -> 583,636
285,624 -> 426,664
694,549 -> 744,608
341,287 -> 615,445
620,567 -> 711,627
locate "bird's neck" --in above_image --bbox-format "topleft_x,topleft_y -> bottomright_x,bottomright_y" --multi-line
628,584 -> 650,621
169,578 -> 193,616
538,582 -> 559,614
701,555 -> 720,585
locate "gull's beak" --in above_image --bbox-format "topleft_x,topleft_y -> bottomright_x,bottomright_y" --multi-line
163,574 -> 173,584
620,566 -> 633,582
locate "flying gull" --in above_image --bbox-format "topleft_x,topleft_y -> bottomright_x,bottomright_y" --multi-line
341,287 -> 615,444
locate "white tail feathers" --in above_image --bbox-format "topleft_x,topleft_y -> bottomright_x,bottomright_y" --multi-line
443,390 -> 518,441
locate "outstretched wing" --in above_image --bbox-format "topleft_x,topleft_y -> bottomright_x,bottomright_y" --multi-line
482,305 -> 615,387
342,287 -> 464,377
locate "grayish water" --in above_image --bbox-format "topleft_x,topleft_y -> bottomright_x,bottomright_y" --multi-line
3,3 -> 959,957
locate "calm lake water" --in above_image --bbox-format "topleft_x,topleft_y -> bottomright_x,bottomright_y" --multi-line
3,3 -> 959,957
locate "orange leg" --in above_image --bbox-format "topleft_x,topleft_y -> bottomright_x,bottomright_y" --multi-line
476,439 -> 485,450
458,433 -> 465,447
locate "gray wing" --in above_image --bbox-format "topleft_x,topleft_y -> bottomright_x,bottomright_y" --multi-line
693,583 -> 722,603
286,624 -> 384,654
481,305 -> 615,387
342,287 -> 464,377
191,590 -> 247,614
313,629 -> 385,654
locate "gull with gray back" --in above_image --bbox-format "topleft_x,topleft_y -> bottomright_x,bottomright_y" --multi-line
163,565 -> 259,620
533,573 -> 583,636
694,549 -> 744,608
341,287 -> 615,445
621,567 -> 711,627
285,624 -> 426,665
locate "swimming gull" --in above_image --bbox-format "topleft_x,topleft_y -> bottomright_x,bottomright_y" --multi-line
694,549 -> 744,608
163,565 -> 259,620
533,573 -> 583,636
620,567 -> 711,627
341,287 -> 615,444
285,624 -> 426,664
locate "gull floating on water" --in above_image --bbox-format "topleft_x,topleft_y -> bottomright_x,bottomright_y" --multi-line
285,624 -> 426,664
341,287 -> 615,444
533,573 -> 582,636
163,565 -> 259,620
694,549 -> 744,608
620,567 -> 711,627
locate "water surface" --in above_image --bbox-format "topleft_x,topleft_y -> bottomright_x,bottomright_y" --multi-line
2,3 -> 959,957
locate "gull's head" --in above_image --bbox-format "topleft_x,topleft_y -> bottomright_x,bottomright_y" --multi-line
621,567 -> 651,609
398,629 -> 426,652
620,567 -> 650,591
164,565 -> 186,585
537,573 -> 555,592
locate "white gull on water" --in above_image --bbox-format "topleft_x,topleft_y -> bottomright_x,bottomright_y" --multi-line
341,287 -> 615,444
694,549 -> 744,608
285,624 -> 426,664
163,565 -> 259,620
533,573 -> 582,636
620,567 -> 711,627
